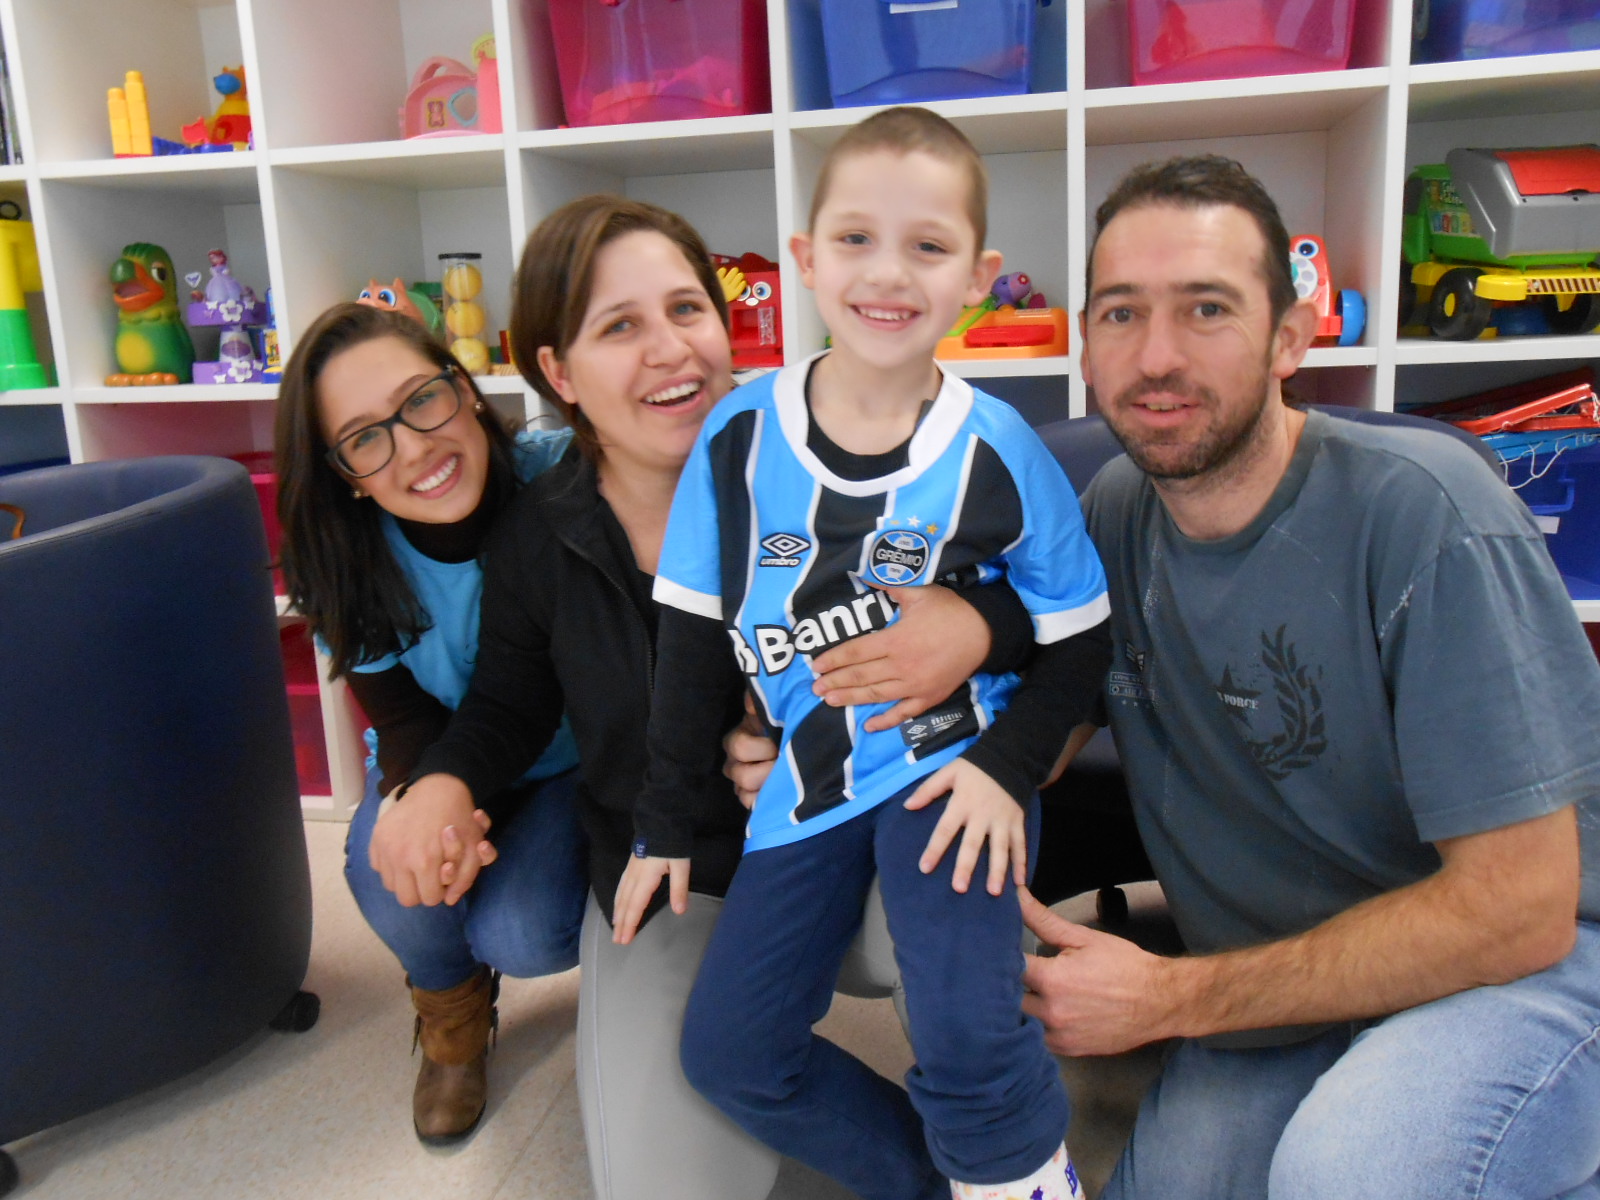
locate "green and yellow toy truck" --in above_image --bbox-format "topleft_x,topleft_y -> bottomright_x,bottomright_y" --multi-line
1401,144 -> 1600,340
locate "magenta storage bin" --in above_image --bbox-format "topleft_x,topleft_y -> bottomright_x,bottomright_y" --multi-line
548,0 -> 771,127
280,626 -> 331,797
1129,0 -> 1358,85
1413,0 -> 1600,63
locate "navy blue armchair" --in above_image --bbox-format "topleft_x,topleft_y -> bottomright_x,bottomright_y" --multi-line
0,456 -> 317,1195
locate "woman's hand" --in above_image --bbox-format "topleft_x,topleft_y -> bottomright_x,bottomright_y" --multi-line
439,807 -> 496,905
810,585 -> 992,731
369,773 -> 483,907
904,759 -> 1027,896
612,854 -> 690,945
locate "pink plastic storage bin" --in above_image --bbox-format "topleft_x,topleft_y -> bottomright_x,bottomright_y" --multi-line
280,626 -> 331,797
1129,0 -> 1358,85
230,450 -> 283,594
547,0 -> 770,127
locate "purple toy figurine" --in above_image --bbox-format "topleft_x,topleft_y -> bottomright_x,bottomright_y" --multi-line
191,248 -> 257,322
992,271 -> 1033,307
204,249 -> 242,306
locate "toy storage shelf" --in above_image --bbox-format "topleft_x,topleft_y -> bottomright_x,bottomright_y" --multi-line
3,0 -> 1596,817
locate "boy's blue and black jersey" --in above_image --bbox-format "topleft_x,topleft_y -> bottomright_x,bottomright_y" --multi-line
648,355 -> 1110,854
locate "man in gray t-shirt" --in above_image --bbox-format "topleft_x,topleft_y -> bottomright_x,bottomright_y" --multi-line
1021,156 -> 1600,1199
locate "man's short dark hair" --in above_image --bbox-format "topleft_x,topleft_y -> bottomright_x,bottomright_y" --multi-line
1088,155 -> 1298,329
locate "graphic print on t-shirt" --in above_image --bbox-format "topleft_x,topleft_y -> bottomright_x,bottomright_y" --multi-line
1215,625 -> 1328,781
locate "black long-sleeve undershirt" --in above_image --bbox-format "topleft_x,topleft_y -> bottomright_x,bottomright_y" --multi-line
343,664 -> 452,797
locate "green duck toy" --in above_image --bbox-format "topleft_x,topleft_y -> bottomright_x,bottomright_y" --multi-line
107,242 -> 195,385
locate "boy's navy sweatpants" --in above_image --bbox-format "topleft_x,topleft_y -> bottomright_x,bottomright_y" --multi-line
679,782 -> 1069,1200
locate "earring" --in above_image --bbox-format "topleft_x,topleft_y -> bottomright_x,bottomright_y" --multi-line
351,487 -> 364,499
473,401 -> 485,413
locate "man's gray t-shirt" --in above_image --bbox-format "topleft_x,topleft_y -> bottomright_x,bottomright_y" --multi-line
1084,410 -> 1600,1007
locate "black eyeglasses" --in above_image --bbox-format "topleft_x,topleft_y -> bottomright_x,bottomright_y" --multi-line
326,369 -> 465,478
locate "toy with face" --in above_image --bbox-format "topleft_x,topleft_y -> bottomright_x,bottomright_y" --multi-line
108,241 -> 195,384
1289,234 -> 1366,347
356,278 -> 444,337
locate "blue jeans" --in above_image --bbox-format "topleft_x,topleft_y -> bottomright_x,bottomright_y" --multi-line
1103,920 -> 1600,1200
344,765 -> 588,992
680,787 -> 1066,1200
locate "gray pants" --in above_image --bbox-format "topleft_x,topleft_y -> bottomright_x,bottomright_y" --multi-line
576,886 -> 903,1200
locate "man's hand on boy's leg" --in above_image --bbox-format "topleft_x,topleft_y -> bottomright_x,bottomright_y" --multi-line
812,584 -> 992,731
904,759 -> 1027,896
612,854 -> 690,945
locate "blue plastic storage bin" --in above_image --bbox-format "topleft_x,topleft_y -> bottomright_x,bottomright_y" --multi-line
1498,439 -> 1600,601
1414,0 -> 1600,63
820,0 -> 1039,108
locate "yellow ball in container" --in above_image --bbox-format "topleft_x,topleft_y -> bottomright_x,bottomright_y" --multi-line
442,262 -> 483,302
445,298 -> 486,338
451,336 -> 490,376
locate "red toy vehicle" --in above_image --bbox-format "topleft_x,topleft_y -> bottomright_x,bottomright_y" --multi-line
1289,233 -> 1365,346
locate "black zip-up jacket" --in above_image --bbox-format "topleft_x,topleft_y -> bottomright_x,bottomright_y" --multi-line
413,449 -> 748,926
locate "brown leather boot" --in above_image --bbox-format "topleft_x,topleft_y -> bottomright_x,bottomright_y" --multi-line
409,966 -> 498,1144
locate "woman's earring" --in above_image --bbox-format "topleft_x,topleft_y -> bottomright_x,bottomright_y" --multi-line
473,401 -> 485,413
351,487 -> 364,499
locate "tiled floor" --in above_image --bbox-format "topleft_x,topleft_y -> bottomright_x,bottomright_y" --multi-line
6,823 -> 1162,1200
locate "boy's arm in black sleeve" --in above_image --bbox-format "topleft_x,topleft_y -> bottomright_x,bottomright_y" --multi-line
343,663 -> 451,796
959,579 -> 1037,677
633,605 -> 747,858
961,616 -> 1113,801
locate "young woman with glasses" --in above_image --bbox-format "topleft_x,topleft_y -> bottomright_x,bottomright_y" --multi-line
274,302 -> 587,1144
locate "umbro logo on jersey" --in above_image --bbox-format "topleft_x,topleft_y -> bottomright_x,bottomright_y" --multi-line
867,529 -> 930,586
759,531 -> 811,567
899,700 -> 978,751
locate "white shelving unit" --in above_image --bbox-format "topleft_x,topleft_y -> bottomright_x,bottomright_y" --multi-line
1,0 -> 1595,817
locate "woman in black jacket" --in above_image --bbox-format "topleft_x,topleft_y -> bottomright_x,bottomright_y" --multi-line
375,196 -> 1023,1200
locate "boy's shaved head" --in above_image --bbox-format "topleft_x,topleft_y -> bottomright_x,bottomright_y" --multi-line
808,106 -> 989,248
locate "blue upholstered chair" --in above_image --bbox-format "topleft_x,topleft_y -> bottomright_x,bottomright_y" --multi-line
0,456 -> 317,1196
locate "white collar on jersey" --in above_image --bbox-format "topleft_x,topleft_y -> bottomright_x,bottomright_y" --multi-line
771,350 -> 974,497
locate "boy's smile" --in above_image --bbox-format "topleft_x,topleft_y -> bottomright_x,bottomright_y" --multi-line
792,148 -> 1001,381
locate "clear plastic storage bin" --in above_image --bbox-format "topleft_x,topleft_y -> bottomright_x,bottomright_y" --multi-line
820,0 -> 1038,108
548,0 -> 770,127
1128,0 -> 1357,85
1413,0 -> 1600,63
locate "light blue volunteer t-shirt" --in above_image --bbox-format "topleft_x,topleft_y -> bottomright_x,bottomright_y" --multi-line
348,427 -> 578,781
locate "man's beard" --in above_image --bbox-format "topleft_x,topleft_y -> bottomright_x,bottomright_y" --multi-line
1101,367 -> 1274,482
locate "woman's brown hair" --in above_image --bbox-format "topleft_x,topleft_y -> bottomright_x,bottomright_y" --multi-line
509,195 -> 729,460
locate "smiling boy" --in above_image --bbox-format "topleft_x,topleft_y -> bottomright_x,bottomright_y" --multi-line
614,108 -> 1112,1200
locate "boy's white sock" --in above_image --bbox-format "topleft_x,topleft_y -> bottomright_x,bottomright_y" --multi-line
949,1143 -> 1086,1200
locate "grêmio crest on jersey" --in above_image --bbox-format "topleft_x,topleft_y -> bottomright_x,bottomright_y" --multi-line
867,526 -> 931,585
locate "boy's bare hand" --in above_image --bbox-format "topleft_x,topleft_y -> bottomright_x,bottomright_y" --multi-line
723,694 -> 777,810
811,584 -> 990,731
904,759 -> 1026,896
612,854 -> 690,944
